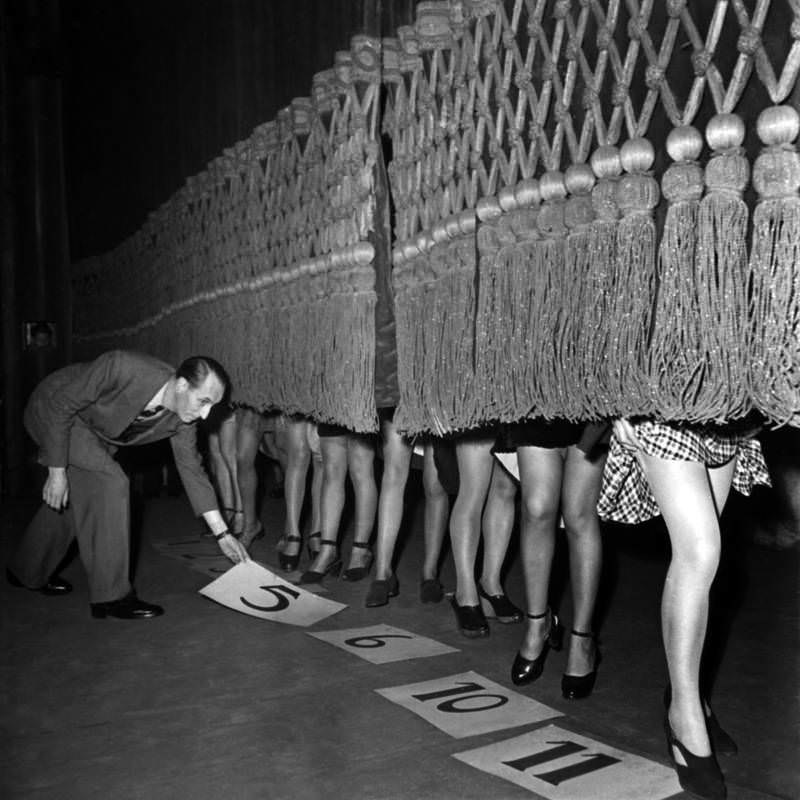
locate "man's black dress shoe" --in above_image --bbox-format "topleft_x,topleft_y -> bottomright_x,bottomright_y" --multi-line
90,591 -> 164,619
6,568 -> 72,596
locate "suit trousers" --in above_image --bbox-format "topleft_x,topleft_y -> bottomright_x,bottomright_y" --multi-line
10,420 -> 132,603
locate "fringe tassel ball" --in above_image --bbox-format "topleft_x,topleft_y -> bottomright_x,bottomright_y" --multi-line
586,145 -> 622,418
748,104 -> 800,424
563,163 -> 597,419
612,138 -> 659,417
648,125 -> 705,419
693,114 -> 751,421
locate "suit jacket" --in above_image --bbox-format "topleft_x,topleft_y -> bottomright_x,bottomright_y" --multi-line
24,349 -> 217,516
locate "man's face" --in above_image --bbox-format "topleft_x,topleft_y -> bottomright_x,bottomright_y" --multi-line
174,372 -> 225,423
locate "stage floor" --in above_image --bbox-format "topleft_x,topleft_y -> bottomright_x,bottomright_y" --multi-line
2,471 -> 797,800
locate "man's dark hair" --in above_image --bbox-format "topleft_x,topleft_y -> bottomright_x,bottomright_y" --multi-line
176,356 -> 230,392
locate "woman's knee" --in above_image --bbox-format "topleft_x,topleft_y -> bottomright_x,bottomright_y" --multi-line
670,533 -> 721,578
561,497 -> 599,537
520,488 -> 559,528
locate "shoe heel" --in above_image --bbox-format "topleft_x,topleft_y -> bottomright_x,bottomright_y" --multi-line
548,614 -> 564,651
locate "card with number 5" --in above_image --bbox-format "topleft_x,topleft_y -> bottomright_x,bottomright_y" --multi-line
199,560 -> 346,625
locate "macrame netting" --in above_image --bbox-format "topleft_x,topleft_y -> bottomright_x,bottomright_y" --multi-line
71,1 -> 800,435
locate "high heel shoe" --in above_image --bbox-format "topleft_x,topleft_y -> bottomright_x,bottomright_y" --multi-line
342,541 -> 373,582
299,539 -> 342,584
663,714 -> 726,799
450,596 -> 490,638
511,609 -> 564,686
306,531 -> 321,560
420,577 -> 443,604
365,574 -> 399,607
278,534 -> 302,572
224,507 -> 245,536
238,523 -> 264,548
561,629 -> 600,699
478,583 -> 523,623
664,684 -> 737,756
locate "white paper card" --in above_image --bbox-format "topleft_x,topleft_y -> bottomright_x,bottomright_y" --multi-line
453,724 -> 680,800
309,624 -> 459,664
199,560 -> 345,625
376,671 -> 562,738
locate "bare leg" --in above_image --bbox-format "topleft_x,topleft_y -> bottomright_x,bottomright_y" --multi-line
346,434 -> 377,570
516,446 -> 564,659
639,453 -> 734,764
421,443 -> 449,581
373,419 -> 413,580
218,413 -> 241,532
449,437 -> 495,606
479,460 -> 518,595
281,418 -> 312,559
307,434 -> 348,573
560,444 -> 605,676
236,410 -> 263,545
207,413 -> 241,533
309,450 -> 323,538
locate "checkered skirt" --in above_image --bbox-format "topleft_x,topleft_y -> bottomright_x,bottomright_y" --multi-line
598,421 -> 771,525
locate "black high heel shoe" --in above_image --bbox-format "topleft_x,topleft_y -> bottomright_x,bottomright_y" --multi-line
450,596 -> 490,638
478,583 -> 523,623
561,629 -> 600,699
511,609 -> 564,685
365,574 -> 399,607
342,541 -> 373,582
664,684 -> 737,756
299,539 -> 342,584
306,532 -> 321,560
278,534 -> 302,572
224,507 -> 244,536
663,714 -> 726,799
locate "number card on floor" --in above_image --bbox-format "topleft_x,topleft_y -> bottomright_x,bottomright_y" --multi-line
199,560 -> 345,625
376,671 -> 562,738
309,624 -> 459,664
453,724 -> 680,800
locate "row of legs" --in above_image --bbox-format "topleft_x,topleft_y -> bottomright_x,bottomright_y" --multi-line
209,413 -> 733,798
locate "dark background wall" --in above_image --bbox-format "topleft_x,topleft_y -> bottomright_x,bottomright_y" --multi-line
0,0 -> 415,495
62,0 -> 416,260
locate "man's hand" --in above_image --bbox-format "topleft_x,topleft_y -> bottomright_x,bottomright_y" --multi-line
43,467 -> 69,510
202,509 -> 249,563
217,533 -> 250,564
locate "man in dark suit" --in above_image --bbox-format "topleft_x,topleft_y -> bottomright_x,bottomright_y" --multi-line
7,350 -> 249,619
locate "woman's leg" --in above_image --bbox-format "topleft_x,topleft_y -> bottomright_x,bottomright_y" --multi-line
236,410 -> 264,546
516,446 -> 564,659
306,433 -> 348,573
449,437 -> 495,606
280,418 -> 312,559
345,434 -> 378,570
560,444 -> 606,676
421,443 -> 449,582
639,453 -> 733,763
309,451 -> 323,541
479,461 -> 518,595
218,413 -> 241,529
207,413 -> 241,532
373,419 -> 413,580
